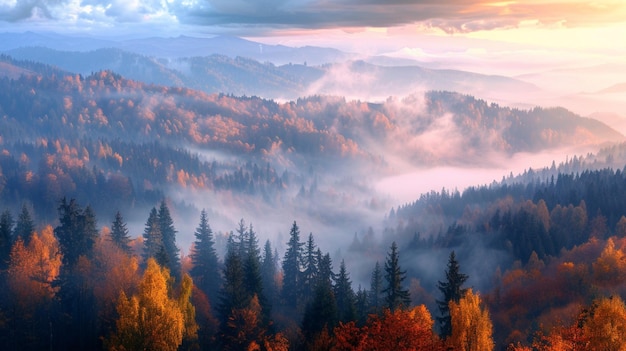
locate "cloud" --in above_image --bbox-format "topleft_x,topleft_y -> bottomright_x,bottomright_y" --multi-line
1,0 -> 624,35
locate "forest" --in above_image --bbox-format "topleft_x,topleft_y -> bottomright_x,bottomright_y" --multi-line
2,55 -> 626,350
3,166 -> 626,349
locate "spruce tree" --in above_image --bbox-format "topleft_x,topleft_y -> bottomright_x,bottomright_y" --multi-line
243,223 -> 268,316
0,210 -> 13,269
261,240 -> 278,304
369,261 -> 384,314
158,200 -> 180,279
383,241 -> 411,311
14,204 -> 34,245
437,250 -> 469,338
334,259 -> 356,323
54,198 -> 98,267
142,207 -> 162,264
301,232 -> 319,304
190,209 -> 221,305
302,250 -> 337,342
110,211 -> 132,254
282,221 -> 303,310
218,235 -> 247,345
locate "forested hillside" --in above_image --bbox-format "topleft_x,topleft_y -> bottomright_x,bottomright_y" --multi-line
3,57 -> 626,350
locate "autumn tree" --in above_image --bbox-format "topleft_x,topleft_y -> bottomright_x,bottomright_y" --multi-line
437,250 -> 468,337
332,305 -> 443,351
583,296 -> 626,350
178,273 -> 200,351
6,226 -> 62,350
107,258 -> 184,351
592,238 -> 626,287
91,230 -> 141,338
383,241 -> 411,311
190,209 -> 221,307
448,289 -> 494,351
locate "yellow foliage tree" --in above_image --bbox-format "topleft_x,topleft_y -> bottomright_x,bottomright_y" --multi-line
108,258 -> 184,351
583,296 -> 626,351
449,289 -> 494,351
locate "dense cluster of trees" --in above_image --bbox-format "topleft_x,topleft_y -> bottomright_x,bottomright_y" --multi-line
0,197 -> 499,350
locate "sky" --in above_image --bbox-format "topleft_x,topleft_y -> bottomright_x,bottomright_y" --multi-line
1,1 -> 626,95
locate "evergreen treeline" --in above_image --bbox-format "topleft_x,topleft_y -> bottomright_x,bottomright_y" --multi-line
0,198 -> 484,350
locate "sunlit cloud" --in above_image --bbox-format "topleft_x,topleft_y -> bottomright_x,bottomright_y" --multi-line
1,0 -> 624,35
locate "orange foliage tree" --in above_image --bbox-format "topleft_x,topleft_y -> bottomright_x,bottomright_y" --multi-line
332,305 -> 443,351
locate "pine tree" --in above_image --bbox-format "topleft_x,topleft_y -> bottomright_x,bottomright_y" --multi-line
334,259 -> 356,323
189,209 -> 221,306
158,200 -> 180,279
437,250 -> 469,338
301,232 -> 319,304
301,264 -> 338,342
235,218 -> 248,258
53,199 -> 100,350
282,221 -> 303,310
383,241 -> 411,311
0,210 -> 13,269
218,236 -> 247,346
261,239 -> 278,304
243,223 -> 269,320
142,207 -> 162,264
110,211 -> 132,254
54,198 -> 98,267
14,204 -> 34,245
369,261 -> 384,314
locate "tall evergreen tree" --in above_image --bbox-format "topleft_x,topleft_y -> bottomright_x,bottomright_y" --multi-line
158,200 -> 180,279
235,218 -> 248,258
142,207 -> 162,264
317,249 -> 334,288
282,221 -> 303,310
54,198 -> 98,267
354,286 -> 369,325
261,240 -> 278,305
301,232 -> 319,304
383,241 -> 411,311
53,198 -> 99,350
0,210 -> 13,269
14,204 -> 34,245
243,223 -> 267,311
437,250 -> 469,338
190,209 -> 221,306
334,259 -> 356,323
302,251 -> 337,342
110,211 -> 132,254
369,261 -> 384,314
218,235 -> 247,346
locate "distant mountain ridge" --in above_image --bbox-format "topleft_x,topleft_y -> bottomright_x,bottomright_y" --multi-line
3,45 -> 540,102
